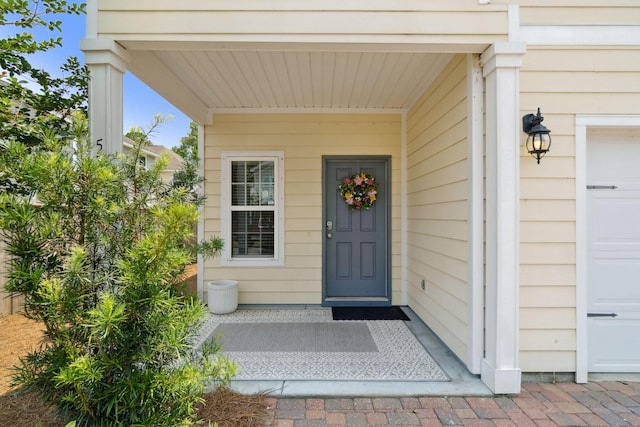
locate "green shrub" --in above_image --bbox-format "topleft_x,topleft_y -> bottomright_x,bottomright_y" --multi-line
0,114 -> 233,426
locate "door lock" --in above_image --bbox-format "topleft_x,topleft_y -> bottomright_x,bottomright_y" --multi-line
326,220 -> 333,231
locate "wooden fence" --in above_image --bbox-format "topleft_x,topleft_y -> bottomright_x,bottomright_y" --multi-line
0,241 -> 23,317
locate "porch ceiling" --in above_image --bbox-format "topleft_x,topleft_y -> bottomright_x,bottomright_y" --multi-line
123,45 -> 455,123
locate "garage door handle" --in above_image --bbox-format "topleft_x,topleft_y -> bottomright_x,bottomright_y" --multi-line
587,185 -> 617,190
587,312 -> 618,318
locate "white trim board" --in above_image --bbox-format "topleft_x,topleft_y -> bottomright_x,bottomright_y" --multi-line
466,53 -> 484,376
400,111 -> 408,306
220,151 -> 286,268
210,107 -> 405,115
197,124 -> 206,301
518,26 -> 640,47
574,114 -> 640,384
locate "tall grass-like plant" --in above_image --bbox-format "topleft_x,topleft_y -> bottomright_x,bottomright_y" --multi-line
0,114 -> 233,426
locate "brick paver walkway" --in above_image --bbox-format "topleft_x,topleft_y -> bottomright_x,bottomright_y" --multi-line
265,382 -> 640,426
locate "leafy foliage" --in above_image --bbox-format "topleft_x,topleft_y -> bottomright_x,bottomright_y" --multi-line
173,121 -> 198,162
172,121 -> 206,207
1,4 -> 234,424
0,0 -> 89,147
0,114 -> 234,426
124,113 -> 173,147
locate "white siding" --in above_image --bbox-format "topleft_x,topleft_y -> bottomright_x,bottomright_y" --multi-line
97,0 -> 508,46
494,0 -> 640,26
203,114 -> 402,305
405,55 -> 469,364
518,46 -> 640,372
91,0 -> 640,377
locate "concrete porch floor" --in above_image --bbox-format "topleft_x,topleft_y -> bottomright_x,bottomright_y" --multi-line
211,305 -> 491,397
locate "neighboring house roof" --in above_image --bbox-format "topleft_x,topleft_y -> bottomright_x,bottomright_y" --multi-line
146,144 -> 184,172
122,136 -> 184,172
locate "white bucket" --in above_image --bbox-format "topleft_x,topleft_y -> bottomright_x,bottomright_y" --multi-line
207,280 -> 238,314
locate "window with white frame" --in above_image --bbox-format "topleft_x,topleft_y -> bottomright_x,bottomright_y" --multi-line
221,152 -> 284,266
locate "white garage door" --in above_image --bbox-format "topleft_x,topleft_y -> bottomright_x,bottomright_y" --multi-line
587,129 -> 640,372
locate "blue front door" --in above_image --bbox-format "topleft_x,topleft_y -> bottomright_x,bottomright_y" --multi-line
323,157 -> 390,306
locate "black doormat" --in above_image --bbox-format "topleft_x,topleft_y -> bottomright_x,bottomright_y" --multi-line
332,306 -> 410,321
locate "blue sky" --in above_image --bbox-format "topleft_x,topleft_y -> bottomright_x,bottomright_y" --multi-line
3,10 -> 191,148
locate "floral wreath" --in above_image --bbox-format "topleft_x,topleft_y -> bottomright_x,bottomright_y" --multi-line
338,173 -> 379,210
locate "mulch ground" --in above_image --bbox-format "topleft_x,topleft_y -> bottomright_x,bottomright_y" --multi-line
0,265 -> 270,427
0,314 -> 62,426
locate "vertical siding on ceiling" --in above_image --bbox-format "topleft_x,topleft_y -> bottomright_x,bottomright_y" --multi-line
405,55 -> 469,364
519,46 -> 640,372
203,114 -> 401,305
161,50 -> 450,110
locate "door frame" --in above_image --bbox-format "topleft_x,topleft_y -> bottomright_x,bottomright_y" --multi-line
575,114 -> 640,382
321,155 -> 392,307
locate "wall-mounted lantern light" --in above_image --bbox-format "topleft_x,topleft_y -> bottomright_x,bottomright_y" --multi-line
522,108 -> 551,164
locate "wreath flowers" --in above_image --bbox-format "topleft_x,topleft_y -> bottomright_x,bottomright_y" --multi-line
339,173 -> 379,210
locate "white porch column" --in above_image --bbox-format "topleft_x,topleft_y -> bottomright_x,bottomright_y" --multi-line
80,38 -> 129,155
480,42 -> 526,394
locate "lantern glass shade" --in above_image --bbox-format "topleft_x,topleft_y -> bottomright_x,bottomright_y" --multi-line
522,108 -> 551,164
526,131 -> 551,164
